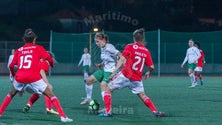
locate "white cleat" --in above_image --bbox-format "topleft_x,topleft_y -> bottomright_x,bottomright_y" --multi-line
80,98 -> 91,105
189,85 -> 196,88
61,117 -> 73,123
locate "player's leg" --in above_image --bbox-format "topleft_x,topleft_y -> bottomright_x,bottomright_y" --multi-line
30,79 -> 73,122
80,69 -> 103,105
83,65 -> 89,83
82,66 -> 93,104
42,87 -> 72,122
199,72 -> 203,85
0,80 -> 22,116
188,63 -> 196,87
23,93 -> 41,113
98,72 -> 129,117
137,92 -> 165,117
100,81 -> 112,116
131,81 -> 165,117
195,67 -> 203,85
44,96 -> 58,115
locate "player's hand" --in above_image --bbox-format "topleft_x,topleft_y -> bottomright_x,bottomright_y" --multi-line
194,60 -> 198,64
96,63 -> 103,69
181,64 -> 184,68
109,72 -> 116,80
144,71 -> 150,80
9,76 -> 14,84
47,83 -> 53,90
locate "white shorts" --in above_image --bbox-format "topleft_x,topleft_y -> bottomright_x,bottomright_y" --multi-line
108,72 -> 144,94
194,67 -> 203,72
13,79 -> 47,94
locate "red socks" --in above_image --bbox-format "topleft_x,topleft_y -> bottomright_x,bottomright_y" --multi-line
103,92 -> 112,114
50,96 -> 66,118
195,75 -> 203,81
44,96 -> 52,110
199,75 -> 203,80
27,94 -> 41,106
143,97 -> 158,113
0,94 -> 13,115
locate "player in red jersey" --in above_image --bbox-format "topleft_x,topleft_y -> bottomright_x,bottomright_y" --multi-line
194,42 -> 205,86
0,28 -> 72,122
22,52 -> 58,115
98,28 -> 165,117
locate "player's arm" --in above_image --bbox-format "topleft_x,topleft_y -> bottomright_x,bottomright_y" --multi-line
202,52 -> 206,64
9,51 -> 18,77
40,69 -> 52,90
96,62 -> 104,69
144,65 -> 154,80
78,55 -> 83,67
39,46 -> 54,67
110,52 -> 124,78
144,51 -> 154,80
195,48 -> 201,63
7,56 -> 12,69
88,54 -> 91,67
181,50 -> 188,68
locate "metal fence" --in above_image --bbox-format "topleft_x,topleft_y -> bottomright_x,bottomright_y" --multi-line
1,30 -> 222,75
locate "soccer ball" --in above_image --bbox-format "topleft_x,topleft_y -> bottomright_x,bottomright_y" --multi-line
88,99 -> 100,114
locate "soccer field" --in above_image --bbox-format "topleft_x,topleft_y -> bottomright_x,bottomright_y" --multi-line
0,76 -> 221,125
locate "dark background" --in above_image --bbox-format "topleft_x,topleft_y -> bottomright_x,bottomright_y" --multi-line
1,0 -> 222,41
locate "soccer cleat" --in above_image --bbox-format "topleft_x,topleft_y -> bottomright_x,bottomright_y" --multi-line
23,104 -> 31,113
80,98 -> 91,105
189,85 -> 196,88
60,117 -> 73,123
154,111 -> 165,117
46,108 -> 59,115
98,113 -> 112,117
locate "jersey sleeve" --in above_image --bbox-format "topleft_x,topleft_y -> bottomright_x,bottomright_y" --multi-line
201,51 -> 205,59
88,54 -> 91,66
78,55 -> 83,65
182,50 -> 188,65
122,45 -> 131,58
9,50 -> 18,76
195,48 -> 201,60
7,55 -> 13,68
38,46 -> 54,67
145,50 -> 153,66
107,44 -> 119,55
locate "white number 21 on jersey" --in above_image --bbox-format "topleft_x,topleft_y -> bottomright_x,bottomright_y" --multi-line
132,56 -> 145,72
19,55 -> 32,69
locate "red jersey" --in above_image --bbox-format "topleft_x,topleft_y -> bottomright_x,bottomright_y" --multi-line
197,49 -> 205,67
121,43 -> 153,81
39,60 -> 50,73
9,43 -> 54,83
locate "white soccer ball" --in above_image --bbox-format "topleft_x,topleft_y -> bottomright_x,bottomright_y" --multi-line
88,99 -> 100,114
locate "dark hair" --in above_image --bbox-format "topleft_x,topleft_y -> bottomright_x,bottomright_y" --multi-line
133,28 -> 145,42
23,28 -> 37,43
194,41 -> 200,48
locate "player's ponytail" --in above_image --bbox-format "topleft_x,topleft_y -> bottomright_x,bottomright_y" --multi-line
23,28 -> 37,43
133,28 -> 145,43
104,34 -> 109,43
